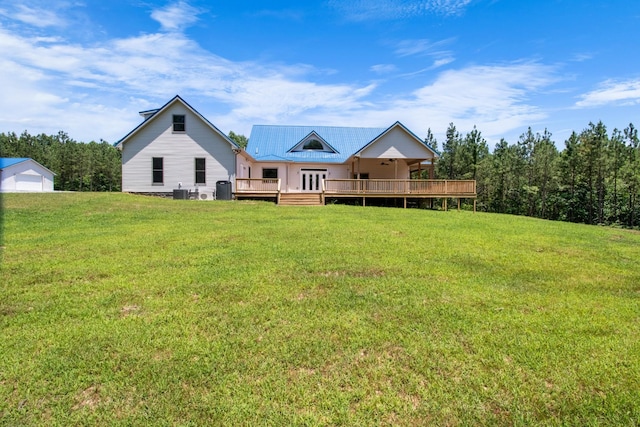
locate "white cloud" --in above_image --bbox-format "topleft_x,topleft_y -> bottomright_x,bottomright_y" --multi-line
370,64 -> 398,74
393,38 -> 455,74
0,16 -> 376,140
150,1 -> 203,32
394,38 -> 455,57
431,57 -> 454,68
408,62 -> 553,122
0,4 -> 67,28
575,79 -> 640,108
571,53 -> 593,62
348,62 -> 557,143
0,2 -> 557,145
328,0 -> 472,21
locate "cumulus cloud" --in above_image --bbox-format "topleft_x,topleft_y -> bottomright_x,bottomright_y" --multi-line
0,1 -> 557,144
256,62 -> 558,144
372,62 -> 557,142
576,79 -> 640,108
0,17 -> 375,140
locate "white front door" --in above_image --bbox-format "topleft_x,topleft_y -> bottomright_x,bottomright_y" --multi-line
301,169 -> 327,192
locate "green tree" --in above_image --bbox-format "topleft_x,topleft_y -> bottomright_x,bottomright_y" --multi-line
530,129 -> 559,219
621,123 -> 640,227
228,131 -> 248,149
606,129 -> 626,224
424,128 -> 438,152
436,123 -> 462,179
0,130 -> 121,192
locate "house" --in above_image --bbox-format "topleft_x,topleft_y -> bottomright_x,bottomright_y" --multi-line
236,123 -> 476,207
0,158 -> 55,192
115,96 -> 238,198
118,96 -> 476,208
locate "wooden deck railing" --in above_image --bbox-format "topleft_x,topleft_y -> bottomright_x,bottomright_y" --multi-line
235,178 -> 476,198
323,179 -> 476,196
235,178 -> 281,193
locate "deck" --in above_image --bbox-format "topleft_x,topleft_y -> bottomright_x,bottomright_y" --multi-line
236,178 -> 477,208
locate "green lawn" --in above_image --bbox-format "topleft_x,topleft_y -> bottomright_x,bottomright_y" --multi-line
1,193 -> 639,426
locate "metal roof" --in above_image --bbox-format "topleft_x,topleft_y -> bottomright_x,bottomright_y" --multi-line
0,158 -> 30,169
247,125 -> 388,163
0,158 -> 56,175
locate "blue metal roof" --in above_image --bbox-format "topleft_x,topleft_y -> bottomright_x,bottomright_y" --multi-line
247,125 -> 388,163
0,158 -> 29,169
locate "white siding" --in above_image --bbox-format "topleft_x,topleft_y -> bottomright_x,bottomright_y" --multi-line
0,160 -> 54,192
359,126 -> 435,160
121,102 -> 236,195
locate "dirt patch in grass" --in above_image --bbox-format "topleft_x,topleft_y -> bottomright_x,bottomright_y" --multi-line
317,268 -> 386,278
72,385 -> 104,411
120,304 -> 141,317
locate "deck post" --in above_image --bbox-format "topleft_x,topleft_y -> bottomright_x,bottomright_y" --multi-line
474,199 -> 477,213
362,196 -> 366,207
458,198 -> 461,211
404,197 -> 407,209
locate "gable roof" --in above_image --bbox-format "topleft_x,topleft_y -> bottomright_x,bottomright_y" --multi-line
246,122 -> 437,164
0,158 -> 30,169
355,121 -> 438,157
247,125 -> 388,164
287,131 -> 339,154
0,158 -> 56,174
115,95 -> 239,149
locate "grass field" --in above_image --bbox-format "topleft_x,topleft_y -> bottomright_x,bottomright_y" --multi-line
1,192 -> 639,426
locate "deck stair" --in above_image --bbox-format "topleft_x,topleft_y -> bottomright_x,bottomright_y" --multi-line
278,193 -> 324,206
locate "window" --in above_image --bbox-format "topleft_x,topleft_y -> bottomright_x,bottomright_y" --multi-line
262,168 -> 278,179
152,157 -> 163,184
195,158 -> 206,184
302,139 -> 324,150
173,114 -> 185,132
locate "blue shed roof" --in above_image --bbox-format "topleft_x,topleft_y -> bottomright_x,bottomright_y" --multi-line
247,125 -> 388,163
0,158 -> 30,169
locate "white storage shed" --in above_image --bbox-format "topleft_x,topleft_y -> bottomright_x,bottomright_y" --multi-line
0,158 -> 55,192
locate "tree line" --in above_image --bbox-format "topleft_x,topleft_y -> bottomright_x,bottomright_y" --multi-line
431,121 -> 640,228
0,131 -> 121,192
4,121 -> 640,228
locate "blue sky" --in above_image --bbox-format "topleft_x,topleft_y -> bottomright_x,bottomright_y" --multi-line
1,0 -> 639,147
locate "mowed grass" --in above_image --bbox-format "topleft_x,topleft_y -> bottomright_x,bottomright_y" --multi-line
1,193 -> 639,426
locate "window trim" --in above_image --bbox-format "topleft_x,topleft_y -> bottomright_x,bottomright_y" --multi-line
152,157 -> 164,185
195,157 -> 206,185
173,114 -> 186,132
